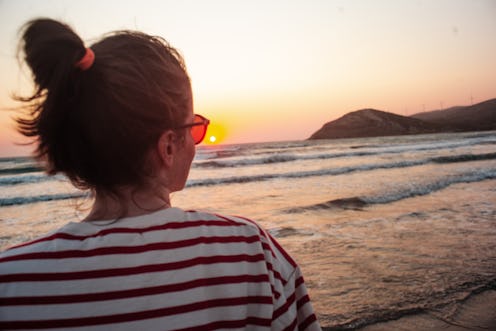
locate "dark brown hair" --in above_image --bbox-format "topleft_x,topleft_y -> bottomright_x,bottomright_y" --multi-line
15,18 -> 191,193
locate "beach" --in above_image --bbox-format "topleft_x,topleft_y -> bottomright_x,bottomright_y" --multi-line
1,131 -> 495,329
356,290 -> 496,331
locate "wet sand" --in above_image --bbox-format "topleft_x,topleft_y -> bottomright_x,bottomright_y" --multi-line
354,290 -> 496,331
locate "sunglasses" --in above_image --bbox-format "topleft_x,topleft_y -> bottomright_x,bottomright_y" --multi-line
176,114 -> 210,145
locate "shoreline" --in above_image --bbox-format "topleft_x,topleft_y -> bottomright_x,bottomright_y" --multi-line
343,289 -> 496,331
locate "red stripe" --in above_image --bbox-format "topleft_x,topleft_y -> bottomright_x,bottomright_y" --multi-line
0,274 -> 270,306
8,219 -> 242,250
296,294 -> 310,311
228,215 -> 267,236
265,260 -> 287,286
282,317 -> 298,331
273,292 -> 296,320
261,241 -> 278,260
232,216 -> 279,249
172,316 -> 272,331
0,253 -> 265,282
215,214 -> 281,262
211,213 -> 247,226
271,284 -> 281,300
0,296 -> 273,330
228,215 -> 287,265
298,314 -> 318,330
0,235 -> 260,262
295,275 -> 305,288
214,220 -> 286,286
267,233 -> 297,268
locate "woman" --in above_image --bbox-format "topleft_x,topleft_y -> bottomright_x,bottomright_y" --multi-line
0,18 -> 320,330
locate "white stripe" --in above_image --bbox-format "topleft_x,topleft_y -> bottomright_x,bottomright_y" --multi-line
0,305 -> 274,331
1,282 -> 273,320
3,223 -> 254,253
1,238 -> 265,274
22,304 -> 273,331
1,259 -> 269,297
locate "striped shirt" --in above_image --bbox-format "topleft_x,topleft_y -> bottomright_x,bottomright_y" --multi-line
0,207 -> 320,330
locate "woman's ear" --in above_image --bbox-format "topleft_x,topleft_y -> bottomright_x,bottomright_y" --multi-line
156,130 -> 176,168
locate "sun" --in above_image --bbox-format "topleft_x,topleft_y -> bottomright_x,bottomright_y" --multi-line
203,121 -> 227,145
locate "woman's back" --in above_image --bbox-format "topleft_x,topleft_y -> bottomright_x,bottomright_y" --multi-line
0,208 -> 319,330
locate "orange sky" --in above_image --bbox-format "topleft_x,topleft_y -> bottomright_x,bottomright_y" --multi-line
1,0 -> 495,156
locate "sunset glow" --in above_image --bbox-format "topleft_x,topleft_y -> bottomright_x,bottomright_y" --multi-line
1,0 -> 495,156
203,121 -> 227,145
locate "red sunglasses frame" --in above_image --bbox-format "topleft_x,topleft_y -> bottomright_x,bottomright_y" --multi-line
176,114 -> 210,145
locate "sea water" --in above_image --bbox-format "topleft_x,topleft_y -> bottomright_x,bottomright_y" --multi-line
1,131 -> 495,329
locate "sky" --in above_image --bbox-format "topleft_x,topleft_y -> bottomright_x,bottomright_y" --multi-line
0,0 -> 495,156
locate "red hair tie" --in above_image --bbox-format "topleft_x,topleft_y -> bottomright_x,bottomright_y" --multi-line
75,48 -> 95,71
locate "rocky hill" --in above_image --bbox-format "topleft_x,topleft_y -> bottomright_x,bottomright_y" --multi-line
309,108 -> 444,140
309,98 -> 496,140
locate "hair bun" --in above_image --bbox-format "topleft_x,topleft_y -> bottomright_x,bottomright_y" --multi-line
20,18 -> 86,89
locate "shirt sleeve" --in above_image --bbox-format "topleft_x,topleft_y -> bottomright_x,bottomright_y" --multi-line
227,215 -> 321,330
265,234 -> 321,331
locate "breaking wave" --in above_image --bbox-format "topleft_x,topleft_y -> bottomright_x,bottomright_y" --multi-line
285,169 -> 496,213
194,139 -> 496,169
188,153 -> 496,187
0,192 -> 87,207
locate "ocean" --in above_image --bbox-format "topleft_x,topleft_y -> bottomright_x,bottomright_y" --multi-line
1,131 -> 496,329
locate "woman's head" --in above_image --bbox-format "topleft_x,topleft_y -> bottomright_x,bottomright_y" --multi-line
16,18 -> 193,194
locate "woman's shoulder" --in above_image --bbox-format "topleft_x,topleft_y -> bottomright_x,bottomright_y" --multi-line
182,209 -> 267,234
182,209 -> 297,270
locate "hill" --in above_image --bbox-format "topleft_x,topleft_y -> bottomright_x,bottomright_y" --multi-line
411,98 -> 496,131
308,108 -> 444,140
309,98 -> 496,140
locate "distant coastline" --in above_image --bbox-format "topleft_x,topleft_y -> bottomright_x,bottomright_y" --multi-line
309,98 -> 496,140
